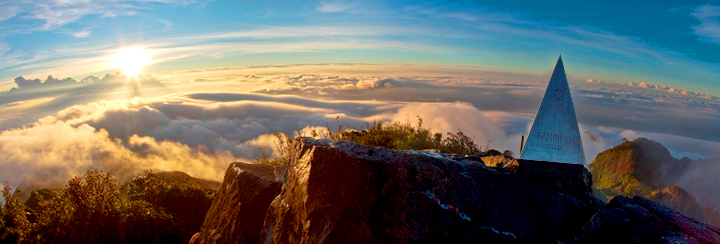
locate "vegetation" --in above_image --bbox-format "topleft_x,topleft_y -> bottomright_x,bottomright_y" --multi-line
590,138 -> 720,226
1,170 -> 216,244
590,138 -> 683,200
256,116 -> 487,166
335,117 -> 483,155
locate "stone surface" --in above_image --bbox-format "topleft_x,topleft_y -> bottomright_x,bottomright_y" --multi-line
577,195 -> 720,244
261,138 -> 600,243
192,162 -> 285,244
195,138 -> 719,244
520,56 -> 585,164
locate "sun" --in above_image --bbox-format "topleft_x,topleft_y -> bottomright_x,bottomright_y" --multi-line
110,47 -> 152,76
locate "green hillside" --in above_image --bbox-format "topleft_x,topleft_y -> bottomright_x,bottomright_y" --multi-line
590,138 -> 719,225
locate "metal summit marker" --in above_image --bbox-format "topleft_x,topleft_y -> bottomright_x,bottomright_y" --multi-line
519,56 -> 586,164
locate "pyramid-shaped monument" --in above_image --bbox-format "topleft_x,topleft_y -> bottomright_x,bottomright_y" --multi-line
519,56 -> 585,164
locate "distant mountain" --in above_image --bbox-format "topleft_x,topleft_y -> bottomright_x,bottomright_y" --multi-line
590,138 -> 720,226
15,170 -> 221,204
151,171 -> 222,191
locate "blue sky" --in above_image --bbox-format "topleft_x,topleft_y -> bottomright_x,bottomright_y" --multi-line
1,0 -> 719,95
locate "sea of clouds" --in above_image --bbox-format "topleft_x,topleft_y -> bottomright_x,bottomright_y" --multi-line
1,67 -> 719,199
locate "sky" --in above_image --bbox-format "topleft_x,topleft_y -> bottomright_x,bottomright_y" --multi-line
1,0 -> 720,205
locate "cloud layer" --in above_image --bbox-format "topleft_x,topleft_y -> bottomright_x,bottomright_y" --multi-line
0,91 -> 519,191
2,68 -> 720,198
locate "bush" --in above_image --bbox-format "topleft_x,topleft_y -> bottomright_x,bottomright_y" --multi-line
122,171 -> 215,243
1,184 -> 32,243
255,132 -> 303,166
336,117 -> 482,155
1,169 -> 216,244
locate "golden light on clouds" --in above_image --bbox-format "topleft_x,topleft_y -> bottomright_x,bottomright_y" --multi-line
110,47 -> 153,76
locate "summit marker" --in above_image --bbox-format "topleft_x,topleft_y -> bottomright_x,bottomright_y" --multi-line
519,56 -> 585,164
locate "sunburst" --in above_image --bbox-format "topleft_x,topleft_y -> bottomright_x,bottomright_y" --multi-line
110,47 -> 152,77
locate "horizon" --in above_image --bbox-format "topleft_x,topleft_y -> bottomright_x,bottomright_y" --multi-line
1,1 -> 720,190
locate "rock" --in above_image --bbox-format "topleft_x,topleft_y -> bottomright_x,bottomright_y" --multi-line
193,162 -> 285,244
189,233 -> 201,244
260,138 -> 600,243
577,195 -> 720,244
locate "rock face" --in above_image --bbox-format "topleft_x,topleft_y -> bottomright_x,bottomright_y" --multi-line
261,138 -> 599,243
194,138 -> 719,244
578,195 -> 720,244
193,162 -> 285,244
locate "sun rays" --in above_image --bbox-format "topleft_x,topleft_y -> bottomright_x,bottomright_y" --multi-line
109,47 -> 153,77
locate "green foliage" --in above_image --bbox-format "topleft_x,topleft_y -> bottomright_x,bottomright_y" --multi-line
0,170 -> 216,244
255,116 -> 487,167
123,170 -> 215,243
1,184 -> 32,243
337,117 -> 482,155
441,130 -> 481,155
590,139 -> 664,201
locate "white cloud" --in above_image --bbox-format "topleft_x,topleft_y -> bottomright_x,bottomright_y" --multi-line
0,0 -> 205,32
0,118 -> 238,192
72,29 -> 91,38
316,2 -> 352,13
692,5 -> 720,45
0,89 -> 520,191
390,102 -> 517,152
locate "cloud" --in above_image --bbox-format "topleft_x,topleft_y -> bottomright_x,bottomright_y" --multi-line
0,89 -> 521,192
316,1 -> 352,13
250,75 -> 395,94
0,1 -> 20,21
615,80 -> 719,101
14,72 -> 159,89
692,5 -> 720,45
0,0 -> 206,31
72,29 -> 91,38
2,67 -> 720,195
0,118 -> 239,193
390,102 -> 516,151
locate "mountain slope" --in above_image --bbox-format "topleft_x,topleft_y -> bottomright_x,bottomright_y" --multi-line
590,138 -> 719,226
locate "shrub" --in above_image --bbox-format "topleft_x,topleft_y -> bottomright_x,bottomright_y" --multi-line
255,132 -> 303,166
336,117 -> 482,155
122,171 -> 215,243
1,184 -> 32,243
1,169 -> 216,244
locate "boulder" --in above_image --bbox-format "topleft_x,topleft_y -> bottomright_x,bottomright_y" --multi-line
577,195 -> 720,244
260,138 -> 600,243
192,162 -> 285,244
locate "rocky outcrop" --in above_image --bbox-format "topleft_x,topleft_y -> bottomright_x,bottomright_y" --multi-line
577,195 -> 720,244
260,138 -> 600,243
194,138 -> 719,244
192,162 -> 285,244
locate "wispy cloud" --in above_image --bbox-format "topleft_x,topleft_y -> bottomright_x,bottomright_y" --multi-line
0,24 -> 441,87
0,1 -> 20,21
316,1 -> 352,13
0,0 -> 205,34
692,4 -> 720,45
71,29 -> 92,38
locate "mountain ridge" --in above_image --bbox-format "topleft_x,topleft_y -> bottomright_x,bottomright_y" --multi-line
591,137 -> 720,226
